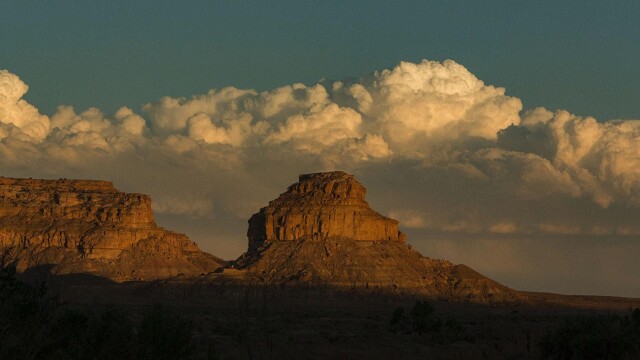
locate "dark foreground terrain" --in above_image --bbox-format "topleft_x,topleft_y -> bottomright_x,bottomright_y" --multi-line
5,173 -> 638,358
3,267 -> 640,360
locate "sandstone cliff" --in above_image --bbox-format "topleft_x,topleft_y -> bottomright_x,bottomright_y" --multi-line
0,177 -> 224,280
247,171 -> 405,251
233,171 -> 518,302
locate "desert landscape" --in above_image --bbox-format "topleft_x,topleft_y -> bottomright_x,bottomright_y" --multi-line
1,172 -> 639,359
3,3 -> 640,359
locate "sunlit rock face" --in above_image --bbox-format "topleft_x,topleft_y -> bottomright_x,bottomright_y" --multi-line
0,177 -> 224,280
235,172 -> 518,303
247,171 -> 405,251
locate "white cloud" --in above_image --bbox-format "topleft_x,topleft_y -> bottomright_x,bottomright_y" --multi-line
186,112 -> 233,145
499,109 -> 640,207
0,70 -> 50,142
265,103 -> 363,150
3,59 -> 640,252
348,60 -> 523,156
114,107 -> 147,136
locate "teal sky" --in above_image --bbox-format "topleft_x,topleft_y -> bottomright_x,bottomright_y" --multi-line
2,1 -> 639,120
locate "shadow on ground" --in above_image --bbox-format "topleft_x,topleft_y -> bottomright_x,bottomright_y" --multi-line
2,267 -> 640,359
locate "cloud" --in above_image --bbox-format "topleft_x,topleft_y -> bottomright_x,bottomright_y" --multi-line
265,103 -> 363,150
388,209 -> 427,229
2,59 -> 640,264
498,109 -> 640,207
152,196 -> 213,218
339,60 -> 523,156
0,70 -> 50,142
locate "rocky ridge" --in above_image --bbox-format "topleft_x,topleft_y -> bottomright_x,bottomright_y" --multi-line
0,176 -> 224,280
232,172 -> 518,302
0,173 -> 520,302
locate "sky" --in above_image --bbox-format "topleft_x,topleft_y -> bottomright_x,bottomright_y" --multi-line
1,1 -> 640,297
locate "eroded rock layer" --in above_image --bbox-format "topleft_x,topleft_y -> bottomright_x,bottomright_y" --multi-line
247,171 -> 405,251
0,177 -> 224,280
234,171 -> 518,302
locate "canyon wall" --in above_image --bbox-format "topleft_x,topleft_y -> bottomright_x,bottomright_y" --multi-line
0,176 -> 223,280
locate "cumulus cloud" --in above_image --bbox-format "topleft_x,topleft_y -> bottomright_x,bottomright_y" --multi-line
2,59 -> 640,262
266,103 -> 363,150
134,59 -> 521,161
498,108 -> 640,207
338,60 -> 523,156
0,70 -> 50,141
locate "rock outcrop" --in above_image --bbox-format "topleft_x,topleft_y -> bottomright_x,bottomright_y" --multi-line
233,171 -> 518,302
247,171 -> 405,251
0,177 -> 224,280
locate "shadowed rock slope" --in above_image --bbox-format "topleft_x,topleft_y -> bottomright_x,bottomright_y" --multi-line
0,177 -> 224,280
231,172 -> 518,302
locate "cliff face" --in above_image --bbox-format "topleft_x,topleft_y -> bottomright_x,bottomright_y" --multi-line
235,172 -> 518,302
247,172 -> 405,251
0,177 -> 224,280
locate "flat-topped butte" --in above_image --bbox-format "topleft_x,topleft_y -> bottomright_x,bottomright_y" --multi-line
0,176 -> 223,280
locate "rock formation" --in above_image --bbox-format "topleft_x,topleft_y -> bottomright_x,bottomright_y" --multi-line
0,172 -> 520,301
233,172 -> 518,302
0,177 -> 224,280
247,171 -> 405,251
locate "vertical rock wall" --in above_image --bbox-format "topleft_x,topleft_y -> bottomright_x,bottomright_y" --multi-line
0,176 -> 224,280
247,172 -> 405,251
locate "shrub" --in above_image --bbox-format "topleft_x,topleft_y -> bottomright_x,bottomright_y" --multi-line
633,308 -> 640,327
90,307 -> 136,359
0,266 -> 196,359
137,304 -> 195,359
539,312 -> 640,360
388,306 -> 407,333
0,265 -> 60,358
411,300 -> 440,334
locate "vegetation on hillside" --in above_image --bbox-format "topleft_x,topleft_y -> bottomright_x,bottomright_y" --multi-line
540,309 -> 640,359
0,265 -> 196,359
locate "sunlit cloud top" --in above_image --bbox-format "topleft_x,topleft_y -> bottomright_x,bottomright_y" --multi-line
2,59 -> 640,243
